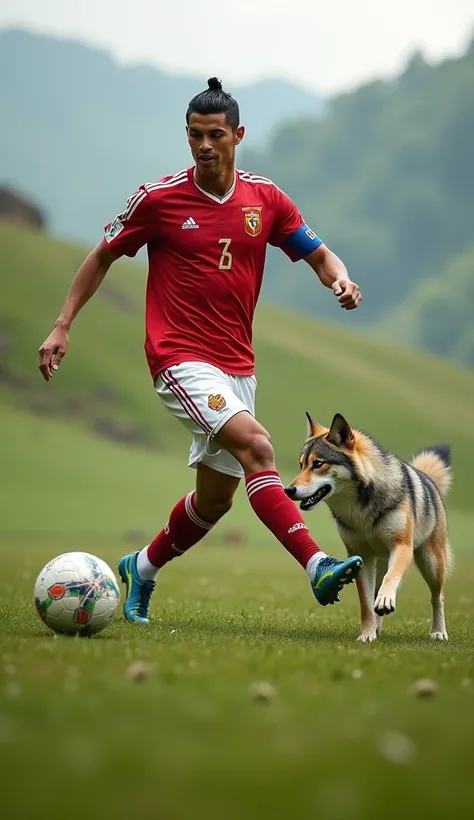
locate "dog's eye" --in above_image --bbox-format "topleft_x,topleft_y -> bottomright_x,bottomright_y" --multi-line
312,460 -> 325,470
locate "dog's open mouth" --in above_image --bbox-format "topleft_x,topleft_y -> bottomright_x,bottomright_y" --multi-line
300,484 -> 333,511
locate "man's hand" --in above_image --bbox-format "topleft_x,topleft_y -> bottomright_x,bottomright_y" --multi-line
38,326 -> 69,382
332,279 -> 362,310
37,243 -> 116,382
303,246 -> 362,310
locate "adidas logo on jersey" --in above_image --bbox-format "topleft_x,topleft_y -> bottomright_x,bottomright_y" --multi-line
181,217 -> 199,230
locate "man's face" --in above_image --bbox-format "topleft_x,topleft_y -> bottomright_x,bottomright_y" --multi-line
187,112 -> 244,177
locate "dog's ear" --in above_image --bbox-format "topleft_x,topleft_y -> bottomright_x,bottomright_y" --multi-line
327,413 -> 354,448
305,412 -> 324,440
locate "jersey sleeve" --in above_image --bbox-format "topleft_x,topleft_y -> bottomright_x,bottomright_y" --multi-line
103,186 -> 156,257
269,188 -> 323,262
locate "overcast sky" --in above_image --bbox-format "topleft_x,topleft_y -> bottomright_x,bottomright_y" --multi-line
1,0 -> 473,93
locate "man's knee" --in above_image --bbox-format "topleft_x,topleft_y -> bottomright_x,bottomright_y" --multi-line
239,430 -> 275,473
215,414 -> 275,474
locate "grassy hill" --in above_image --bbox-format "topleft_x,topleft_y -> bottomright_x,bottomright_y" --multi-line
1,222 -> 474,544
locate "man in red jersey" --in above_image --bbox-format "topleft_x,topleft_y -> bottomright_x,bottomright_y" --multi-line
39,77 -> 363,623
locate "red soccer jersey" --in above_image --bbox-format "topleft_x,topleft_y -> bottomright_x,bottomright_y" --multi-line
103,167 -> 309,379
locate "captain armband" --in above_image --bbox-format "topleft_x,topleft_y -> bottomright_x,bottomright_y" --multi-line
283,224 -> 323,258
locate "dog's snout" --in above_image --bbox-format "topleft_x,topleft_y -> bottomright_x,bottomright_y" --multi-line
284,485 -> 297,499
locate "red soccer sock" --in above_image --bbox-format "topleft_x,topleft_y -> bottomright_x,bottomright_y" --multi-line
140,492 -> 215,575
246,471 -> 322,569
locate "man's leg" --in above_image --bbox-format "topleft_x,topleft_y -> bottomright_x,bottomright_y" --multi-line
119,362 -> 247,623
139,463 -> 239,575
215,411 -> 363,605
119,464 -> 239,622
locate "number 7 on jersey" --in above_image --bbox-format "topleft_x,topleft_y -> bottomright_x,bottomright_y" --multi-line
218,238 -> 233,271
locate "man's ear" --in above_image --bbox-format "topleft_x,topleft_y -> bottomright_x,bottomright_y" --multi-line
235,125 -> 245,145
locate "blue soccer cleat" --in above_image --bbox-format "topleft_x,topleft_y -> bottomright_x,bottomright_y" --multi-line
311,554 -> 363,606
118,551 -> 155,623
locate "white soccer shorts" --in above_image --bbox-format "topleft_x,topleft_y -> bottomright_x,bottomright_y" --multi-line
155,362 -> 257,478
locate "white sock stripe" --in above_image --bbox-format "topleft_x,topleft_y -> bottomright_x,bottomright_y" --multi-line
185,493 -> 201,526
185,493 -> 213,530
246,473 -> 281,489
186,505 -> 213,530
246,478 -> 283,494
185,496 -> 200,527
247,482 -> 284,499
246,478 -> 284,496
185,495 -> 206,528
246,475 -> 283,494
246,479 -> 284,499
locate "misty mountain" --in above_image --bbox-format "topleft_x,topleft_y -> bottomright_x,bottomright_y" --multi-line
0,28 -> 323,244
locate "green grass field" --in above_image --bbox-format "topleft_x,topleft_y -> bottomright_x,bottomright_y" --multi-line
1,538 -> 474,820
1,222 -> 474,818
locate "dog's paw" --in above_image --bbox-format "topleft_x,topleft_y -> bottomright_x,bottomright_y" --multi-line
357,630 -> 377,643
374,593 -> 396,616
430,631 -> 449,642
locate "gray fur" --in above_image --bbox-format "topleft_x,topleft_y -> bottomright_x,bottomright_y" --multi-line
288,421 -> 453,643
299,432 -> 446,545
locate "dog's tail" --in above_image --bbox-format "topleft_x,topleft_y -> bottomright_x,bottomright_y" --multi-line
411,444 -> 452,498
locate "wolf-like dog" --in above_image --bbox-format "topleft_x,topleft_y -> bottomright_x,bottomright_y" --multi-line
285,413 -> 453,642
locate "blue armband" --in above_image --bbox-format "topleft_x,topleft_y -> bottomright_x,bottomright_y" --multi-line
283,224 -> 323,259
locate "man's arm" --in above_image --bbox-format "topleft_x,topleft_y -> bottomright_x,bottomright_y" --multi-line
38,184 -> 155,382
304,244 -> 362,310
269,188 -> 362,311
38,241 -> 117,381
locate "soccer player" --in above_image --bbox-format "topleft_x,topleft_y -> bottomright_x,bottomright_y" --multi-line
39,77 -> 363,623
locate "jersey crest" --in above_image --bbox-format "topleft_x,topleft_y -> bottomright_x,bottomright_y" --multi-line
242,206 -> 263,237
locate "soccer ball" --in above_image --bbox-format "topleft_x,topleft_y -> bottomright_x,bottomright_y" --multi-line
34,552 -> 120,636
